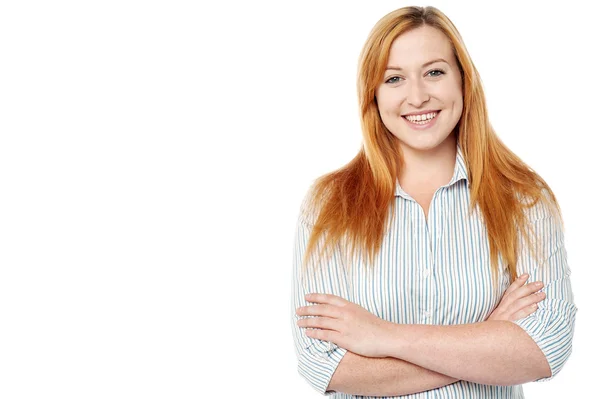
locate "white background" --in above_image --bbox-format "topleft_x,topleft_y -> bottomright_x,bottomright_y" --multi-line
0,0 -> 597,398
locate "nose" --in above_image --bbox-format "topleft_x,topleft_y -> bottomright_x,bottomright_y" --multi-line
406,79 -> 430,107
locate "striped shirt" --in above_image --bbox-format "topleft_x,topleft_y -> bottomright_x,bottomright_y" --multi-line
290,143 -> 577,398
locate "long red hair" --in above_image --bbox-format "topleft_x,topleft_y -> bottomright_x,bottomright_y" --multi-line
300,5 -> 562,289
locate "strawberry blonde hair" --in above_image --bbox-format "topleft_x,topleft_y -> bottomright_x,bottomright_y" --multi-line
300,5 -> 562,289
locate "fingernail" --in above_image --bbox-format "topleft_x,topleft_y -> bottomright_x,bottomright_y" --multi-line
521,273 -> 529,279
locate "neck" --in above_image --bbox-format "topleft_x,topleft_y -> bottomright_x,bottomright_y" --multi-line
397,134 -> 457,192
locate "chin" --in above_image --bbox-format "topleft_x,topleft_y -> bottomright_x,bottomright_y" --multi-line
395,135 -> 448,151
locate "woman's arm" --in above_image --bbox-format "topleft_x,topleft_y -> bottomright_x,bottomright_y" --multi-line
382,319 -> 551,385
327,351 -> 459,396
302,298 -> 554,387
292,210 -> 456,396
291,192 -> 458,396
312,274 -> 546,394
303,193 -> 576,389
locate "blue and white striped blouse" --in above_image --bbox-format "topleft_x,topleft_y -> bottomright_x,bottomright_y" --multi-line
290,143 -> 577,398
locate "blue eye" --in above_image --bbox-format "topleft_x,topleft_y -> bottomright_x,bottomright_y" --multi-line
385,69 -> 446,84
428,69 -> 445,77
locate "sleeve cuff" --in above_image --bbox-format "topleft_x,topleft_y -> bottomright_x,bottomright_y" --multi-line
511,298 -> 578,382
297,339 -> 348,395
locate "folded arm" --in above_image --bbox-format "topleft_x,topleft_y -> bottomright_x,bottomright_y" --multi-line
377,194 -> 577,386
292,189 -> 577,394
326,351 -> 459,396
291,200 -> 456,396
383,320 -> 550,385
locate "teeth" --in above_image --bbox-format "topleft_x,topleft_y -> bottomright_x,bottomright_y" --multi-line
405,112 -> 438,122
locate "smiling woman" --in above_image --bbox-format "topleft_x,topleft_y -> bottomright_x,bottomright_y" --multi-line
377,29 -> 463,142
290,5 -> 577,399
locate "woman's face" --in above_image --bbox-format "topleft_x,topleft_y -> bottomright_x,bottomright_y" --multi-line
375,25 -> 463,153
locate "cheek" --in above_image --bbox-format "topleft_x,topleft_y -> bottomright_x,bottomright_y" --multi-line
451,91 -> 464,112
376,94 -> 401,116
436,82 -> 460,99
449,79 -> 464,103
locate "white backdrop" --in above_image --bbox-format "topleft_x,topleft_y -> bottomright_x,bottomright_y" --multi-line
0,0 -> 597,398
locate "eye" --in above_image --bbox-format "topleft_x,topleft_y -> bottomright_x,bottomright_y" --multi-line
384,69 -> 446,85
428,69 -> 445,77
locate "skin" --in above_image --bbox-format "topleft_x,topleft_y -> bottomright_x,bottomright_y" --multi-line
296,274 -> 547,395
295,25 -> 551,395
375,25 -> 464,217
296,275 -> 549,389
296,275 -> 546,358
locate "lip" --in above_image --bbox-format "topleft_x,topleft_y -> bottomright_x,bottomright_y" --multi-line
402,110 -> 441,130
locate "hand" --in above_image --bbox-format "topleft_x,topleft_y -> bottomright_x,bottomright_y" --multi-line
486,273 -> 546,321
296,293 -> 393,358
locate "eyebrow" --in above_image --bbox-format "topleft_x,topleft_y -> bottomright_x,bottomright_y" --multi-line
386,58 -> 449,71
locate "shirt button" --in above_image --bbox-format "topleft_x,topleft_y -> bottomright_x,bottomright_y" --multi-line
423,310 -> 431,318
325,341 -> 336,352
423,268 -> 431,278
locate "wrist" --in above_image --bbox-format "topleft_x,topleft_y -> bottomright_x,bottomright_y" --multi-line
382,321 -> 406,359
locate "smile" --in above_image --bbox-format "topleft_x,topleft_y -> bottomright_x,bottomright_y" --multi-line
402,111 -> 440,130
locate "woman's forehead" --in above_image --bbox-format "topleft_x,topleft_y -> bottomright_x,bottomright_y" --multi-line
386,27 -> 454,67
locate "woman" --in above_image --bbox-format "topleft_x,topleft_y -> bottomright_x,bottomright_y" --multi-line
290,5 -> 577,398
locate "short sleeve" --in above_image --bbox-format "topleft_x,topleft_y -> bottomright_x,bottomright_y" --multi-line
511,195 -> 578,382
290,190 -> 350,395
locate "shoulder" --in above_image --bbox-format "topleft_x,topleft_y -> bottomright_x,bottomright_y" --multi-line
517,188 -> 566,249
519,187 -> 561,224
297,182 -> 324,227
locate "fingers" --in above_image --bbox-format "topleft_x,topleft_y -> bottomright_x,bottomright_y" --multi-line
296,304 -> 341,318
510,290 -> 546,314
504,273 -> 529,295
513,280 -> 545,300
296,317 -> 339,331
504,275 -> 544,302
487,273 -> 548,322
511,302 -> 539,320
504,280 -> 546,316
305,293 -> 349,307
297,315 -> 341,331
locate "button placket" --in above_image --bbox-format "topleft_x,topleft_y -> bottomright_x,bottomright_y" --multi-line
424,188 -> 444,323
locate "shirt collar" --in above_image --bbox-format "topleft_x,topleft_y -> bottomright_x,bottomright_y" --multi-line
394,143 -> 469,197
